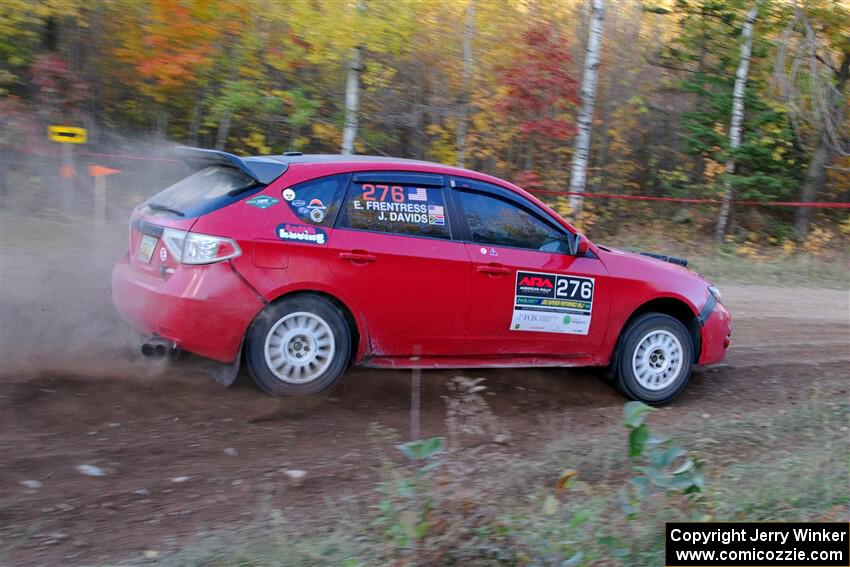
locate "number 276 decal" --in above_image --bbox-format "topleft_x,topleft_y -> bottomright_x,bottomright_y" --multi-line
556,277 -> 593,300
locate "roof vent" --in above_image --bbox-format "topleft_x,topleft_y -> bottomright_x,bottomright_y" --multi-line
282,151 -> 303,157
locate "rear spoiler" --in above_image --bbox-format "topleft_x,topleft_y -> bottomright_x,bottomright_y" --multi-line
174,146 -> 288,185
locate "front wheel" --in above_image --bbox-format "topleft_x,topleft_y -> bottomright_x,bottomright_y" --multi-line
245,295 -> 351,396
614,313 -> 694,404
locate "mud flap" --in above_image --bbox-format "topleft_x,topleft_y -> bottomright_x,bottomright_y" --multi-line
204,339 -> 243,386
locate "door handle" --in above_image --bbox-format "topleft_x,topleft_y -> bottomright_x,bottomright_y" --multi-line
338,251 -> 377,263
477,264 -> 510,275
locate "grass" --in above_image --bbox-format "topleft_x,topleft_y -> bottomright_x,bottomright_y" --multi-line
592,228 -> 849,289
687,251 -> 849,289
150,393 -> 849,566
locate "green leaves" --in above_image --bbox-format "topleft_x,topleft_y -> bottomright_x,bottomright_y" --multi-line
623,401 -> 653,428
628,424 -> 650,458
622,401 -> 706,504
396,436 -> 445,461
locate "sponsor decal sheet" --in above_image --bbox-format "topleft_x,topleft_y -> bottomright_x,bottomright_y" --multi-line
510,271 -> 595,335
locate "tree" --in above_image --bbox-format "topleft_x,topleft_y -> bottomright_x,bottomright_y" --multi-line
455,0 -> 475,168
497,21 -> 578,182
774,2 -> 850,237
569,0 -> 606,217
715,4 -> 759,243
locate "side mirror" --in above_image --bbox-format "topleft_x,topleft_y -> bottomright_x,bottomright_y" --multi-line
576,234 -> 589,256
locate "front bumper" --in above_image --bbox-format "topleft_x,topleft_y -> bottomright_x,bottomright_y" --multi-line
111,253 -> 264,362
699,300 -> 731,365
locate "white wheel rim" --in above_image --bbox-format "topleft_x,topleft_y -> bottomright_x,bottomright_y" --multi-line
263,311 -> 335,384
631,330 -> 683,391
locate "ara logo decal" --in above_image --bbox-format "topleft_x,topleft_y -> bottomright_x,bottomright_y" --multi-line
245,195 -> 279,209
518,276 -> 554,289
276,223 -> 327,245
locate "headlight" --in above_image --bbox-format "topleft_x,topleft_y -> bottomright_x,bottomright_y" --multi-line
162,228 -> 241,265
708,285 -> 723,305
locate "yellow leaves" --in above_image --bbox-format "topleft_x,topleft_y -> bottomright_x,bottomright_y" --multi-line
425,123 -> 456,165
551,196 -> 574,220
803,226 -> 835,254
238,131 -> 270,155
766,99 -> 789,115
839,216 -> 850,237
311,122 -> 341,150
735,240 -> 761,259
703,158 -> 726,180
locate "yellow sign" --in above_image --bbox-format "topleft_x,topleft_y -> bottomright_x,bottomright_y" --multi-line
48,125 -> 87,144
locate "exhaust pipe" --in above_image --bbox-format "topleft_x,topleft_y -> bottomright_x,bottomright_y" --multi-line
141,337 -> 176,358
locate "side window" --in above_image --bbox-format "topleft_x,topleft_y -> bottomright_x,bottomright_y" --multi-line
282,174 -> 346,227
457,190 -> 570,253
338,180 -> 451,239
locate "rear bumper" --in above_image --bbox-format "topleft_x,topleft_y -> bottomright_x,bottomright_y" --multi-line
699,301 -> 731,365
111,253 -> 264,362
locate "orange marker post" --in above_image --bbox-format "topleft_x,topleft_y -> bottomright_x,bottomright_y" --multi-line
88,164 -> 121,223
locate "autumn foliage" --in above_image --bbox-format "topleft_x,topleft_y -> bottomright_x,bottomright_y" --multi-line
0,0 -> 847,241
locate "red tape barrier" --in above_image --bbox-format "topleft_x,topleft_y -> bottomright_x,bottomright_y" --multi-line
5,145 -> 848,208
526,189 -> 850,209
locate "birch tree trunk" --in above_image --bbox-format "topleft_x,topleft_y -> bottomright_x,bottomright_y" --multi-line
455,0 -> 475,168
341,46 -> 363,155
568,0 -> 605,217
715,5 -> 759,243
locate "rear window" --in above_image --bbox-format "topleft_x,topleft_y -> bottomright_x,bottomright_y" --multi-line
145,166 -> 259,217
282,174 -> 346,227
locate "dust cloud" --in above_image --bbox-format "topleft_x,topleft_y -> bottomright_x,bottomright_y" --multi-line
0,135 -> 187,377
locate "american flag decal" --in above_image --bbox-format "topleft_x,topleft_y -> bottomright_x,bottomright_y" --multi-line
408,187 -> 427,201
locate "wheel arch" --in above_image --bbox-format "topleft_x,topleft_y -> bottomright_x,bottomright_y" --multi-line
614,296 -> 702,366
250,289 -> 363,366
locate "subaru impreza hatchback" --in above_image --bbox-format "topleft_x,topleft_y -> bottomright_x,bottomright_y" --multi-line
112,147 -> 731,404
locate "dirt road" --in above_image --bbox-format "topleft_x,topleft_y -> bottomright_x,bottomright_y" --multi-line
1,285 -> 848,565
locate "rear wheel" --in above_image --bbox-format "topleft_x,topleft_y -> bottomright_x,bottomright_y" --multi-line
614,313 -> 693,404
245,295 -> 351,396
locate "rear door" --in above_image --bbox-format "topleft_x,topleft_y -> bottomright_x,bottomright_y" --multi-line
451,177 -> 610,357
327,172 -> 471,357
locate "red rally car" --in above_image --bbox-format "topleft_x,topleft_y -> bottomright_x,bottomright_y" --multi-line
112,148 -> 731,404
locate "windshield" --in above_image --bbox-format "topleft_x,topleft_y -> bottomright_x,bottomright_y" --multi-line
146,166 -> 258,217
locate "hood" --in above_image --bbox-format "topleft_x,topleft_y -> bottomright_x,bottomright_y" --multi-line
597,245 -> 703,278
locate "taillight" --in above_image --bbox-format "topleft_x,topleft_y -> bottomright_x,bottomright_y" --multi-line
162,228 -> 241,265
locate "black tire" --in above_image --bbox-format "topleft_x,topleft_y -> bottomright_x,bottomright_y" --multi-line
245,295 -> 351,396
614,313 -> 694,404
